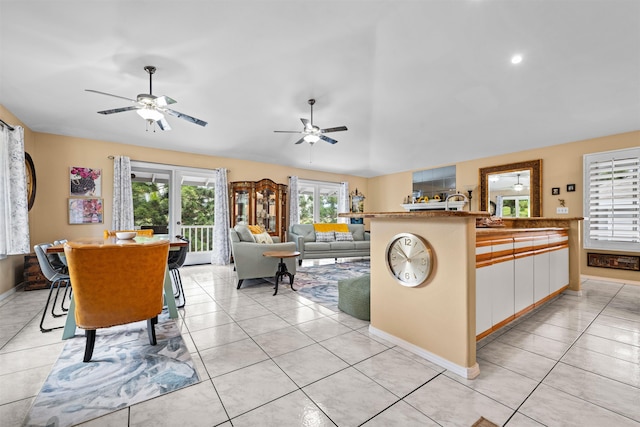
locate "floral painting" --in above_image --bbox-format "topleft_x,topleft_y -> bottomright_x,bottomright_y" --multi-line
70,166 -> 101,197
69,198 -> 103,224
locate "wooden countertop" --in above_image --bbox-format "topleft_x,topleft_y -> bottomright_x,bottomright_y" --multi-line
339,211 -> 490,219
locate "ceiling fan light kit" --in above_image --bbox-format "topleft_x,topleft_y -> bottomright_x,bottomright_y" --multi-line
86,65 -> 207,132
274,98 -> 348,148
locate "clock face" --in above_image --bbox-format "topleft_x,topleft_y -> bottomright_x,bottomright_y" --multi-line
385,233 -> 433,287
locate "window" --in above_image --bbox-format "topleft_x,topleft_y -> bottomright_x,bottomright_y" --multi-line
584,148 -> 640,251
297,179 -> 341,224
499,196 -> 529,218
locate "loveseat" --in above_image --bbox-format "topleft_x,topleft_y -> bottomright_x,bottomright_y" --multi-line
288,223 -> 370,265
229,225 -> 297,289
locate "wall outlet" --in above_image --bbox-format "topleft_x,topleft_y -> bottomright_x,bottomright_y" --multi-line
557,207 -> 569,214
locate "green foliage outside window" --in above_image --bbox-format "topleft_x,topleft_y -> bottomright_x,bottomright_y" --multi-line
132,182 -> 215,251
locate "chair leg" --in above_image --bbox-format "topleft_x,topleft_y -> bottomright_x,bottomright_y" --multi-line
237,279 -> 244,289
83,330 -> 96,362
40,280 -> 64,333
175,269 -> 186,308
147,316 -> 158,345
50,280 -> 70,318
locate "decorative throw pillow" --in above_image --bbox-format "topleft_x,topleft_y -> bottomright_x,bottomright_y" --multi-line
234,225 -> 255,242
315,231 -> 335,242
253,231 -> 274,244
335,231 -> 354,241
248,224 -> 264,234
313,223 -> 349,233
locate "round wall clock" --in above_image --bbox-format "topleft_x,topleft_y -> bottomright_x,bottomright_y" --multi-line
25,152 -> 36,211
385,232 -> 433,287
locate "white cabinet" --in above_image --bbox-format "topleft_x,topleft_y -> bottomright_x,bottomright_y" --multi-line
491,259 -> 515,326
476,229 -> 569,338
514,255 -> 534,313
550,247 -> 569,293
476,266 -> 493,335
533,235 -> 550,303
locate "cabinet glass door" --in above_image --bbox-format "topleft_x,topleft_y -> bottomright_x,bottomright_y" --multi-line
235,190 -> 250,225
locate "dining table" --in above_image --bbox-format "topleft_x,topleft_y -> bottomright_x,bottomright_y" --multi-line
45,235 -> 188,340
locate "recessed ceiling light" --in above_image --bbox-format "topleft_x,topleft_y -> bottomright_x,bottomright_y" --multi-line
511,54 -> 523,64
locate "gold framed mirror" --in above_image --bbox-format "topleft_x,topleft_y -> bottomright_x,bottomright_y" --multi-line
479,159 -> 542,217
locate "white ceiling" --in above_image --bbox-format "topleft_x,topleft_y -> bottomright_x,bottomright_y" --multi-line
1,0 -> 639,178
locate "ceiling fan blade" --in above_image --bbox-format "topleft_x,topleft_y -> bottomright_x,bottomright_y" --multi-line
164,109 -> 208,127
274,130 -> 303,133
85,89 -> 137,103
97,106 -> 140,115
157,117 -> 172,131
155,95 -> 176,107
300,118 -> 311,129
294,137 -> 306,145
320,135 -> 338,144
321,126 -> 348,133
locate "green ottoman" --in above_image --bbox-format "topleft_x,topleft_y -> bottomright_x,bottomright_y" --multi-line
338,274 -> 370,320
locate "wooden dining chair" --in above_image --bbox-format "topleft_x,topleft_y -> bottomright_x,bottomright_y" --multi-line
103,229 -> 154,239
64,240 -> 170,362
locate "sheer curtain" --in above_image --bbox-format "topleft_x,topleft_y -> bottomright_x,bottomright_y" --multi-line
211,168 -> 230,265
0,125 -> 30,259
338,181 -> 349,224
288,176 -> 299,228
112,156 -> 134,231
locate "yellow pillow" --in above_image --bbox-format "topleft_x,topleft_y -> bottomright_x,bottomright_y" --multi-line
248,225 -> 264,234
313,223 -> 349,233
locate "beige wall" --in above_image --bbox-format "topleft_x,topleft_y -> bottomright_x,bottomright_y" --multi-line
1,101 -> 638,295
0,104 -> 369,295
370,130 -> 640,283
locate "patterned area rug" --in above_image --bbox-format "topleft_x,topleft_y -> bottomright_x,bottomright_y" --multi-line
294,260 -> 370,312
24,313 -> 198,427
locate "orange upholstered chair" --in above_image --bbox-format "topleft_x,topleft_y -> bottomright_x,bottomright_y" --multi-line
103,229 -> 154,239
63,240 -> 170,362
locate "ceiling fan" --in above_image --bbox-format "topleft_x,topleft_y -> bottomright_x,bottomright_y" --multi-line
86,65 -> 207,131
274,99 -> 347,145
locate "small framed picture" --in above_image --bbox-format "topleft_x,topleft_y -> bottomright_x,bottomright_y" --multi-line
551,187 -> 560,195
566,184 -> 576,192
69,198 -> 104,224
70,166 -> 102,197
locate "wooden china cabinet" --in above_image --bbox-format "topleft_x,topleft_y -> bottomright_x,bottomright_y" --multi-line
229,179 -> 288,241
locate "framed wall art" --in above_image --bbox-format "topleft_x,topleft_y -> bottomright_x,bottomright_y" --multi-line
69,198 -> 104,224
70,166 -> 102,197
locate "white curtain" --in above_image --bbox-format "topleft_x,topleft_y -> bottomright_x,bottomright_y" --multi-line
288,176 -> 299,228
338,181 -> 349,224
0,125 -> 30,258
112,156 -> 134,231
212,168 -> 230,265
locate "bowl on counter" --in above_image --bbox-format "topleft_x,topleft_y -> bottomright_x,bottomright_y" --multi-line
115,231 -> 137,240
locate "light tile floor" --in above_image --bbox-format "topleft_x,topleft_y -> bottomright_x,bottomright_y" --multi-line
0,261 -> 638,426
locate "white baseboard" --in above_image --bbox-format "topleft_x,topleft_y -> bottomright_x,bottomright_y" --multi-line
368,325 -> 480,380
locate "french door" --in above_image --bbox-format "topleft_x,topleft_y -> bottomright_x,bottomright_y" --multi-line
130,161 -> 216,265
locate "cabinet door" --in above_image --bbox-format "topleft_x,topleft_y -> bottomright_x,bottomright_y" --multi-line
476,266 -> 493,336
491,259 -> 515,327
514,255 -> 534,313
533,250 -> 550,302
229,182 -> 255,227
550,248 -> 569,293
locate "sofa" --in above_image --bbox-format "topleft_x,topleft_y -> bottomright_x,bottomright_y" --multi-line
229,225 -> 297,289
288,223 -> 370,265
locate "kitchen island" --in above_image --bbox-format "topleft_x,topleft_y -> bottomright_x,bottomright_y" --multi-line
339,211 -> 582,379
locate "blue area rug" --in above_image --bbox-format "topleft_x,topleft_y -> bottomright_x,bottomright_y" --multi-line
295,260 -> 370,312
24,313 -> 198,427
